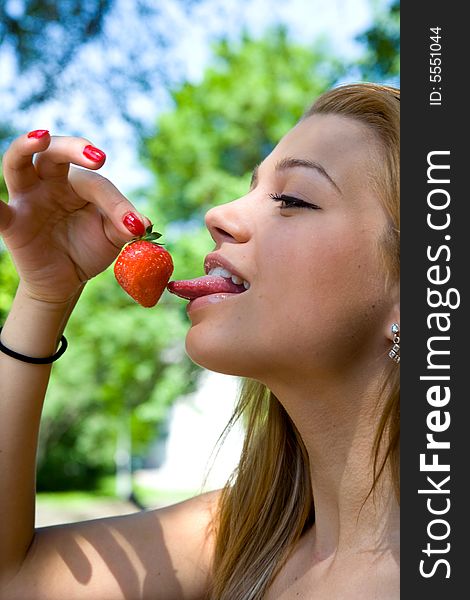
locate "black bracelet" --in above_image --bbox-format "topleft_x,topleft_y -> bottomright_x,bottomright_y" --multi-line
0,327 -> 68,364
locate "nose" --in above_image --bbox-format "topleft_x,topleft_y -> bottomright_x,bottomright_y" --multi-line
205,197 -> 251,246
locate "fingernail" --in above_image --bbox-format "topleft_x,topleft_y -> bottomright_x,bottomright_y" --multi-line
27,129 -> 49,139
123,212 -> 146,237
83,145 -> 106,163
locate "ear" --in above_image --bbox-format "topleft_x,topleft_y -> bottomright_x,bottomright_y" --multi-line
384,306 -> 400,341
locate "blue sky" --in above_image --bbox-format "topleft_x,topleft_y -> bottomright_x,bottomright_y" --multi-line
3,0 -> 382,194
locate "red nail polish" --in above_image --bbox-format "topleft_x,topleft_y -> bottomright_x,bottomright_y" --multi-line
27,129 -> 49,139
83,145 -> 106,163
123,213 -> 146,237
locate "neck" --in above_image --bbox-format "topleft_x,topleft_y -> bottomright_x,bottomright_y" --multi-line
266,360 -> 399,560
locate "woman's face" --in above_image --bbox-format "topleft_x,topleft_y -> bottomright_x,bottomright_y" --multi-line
184,113 -> 396,383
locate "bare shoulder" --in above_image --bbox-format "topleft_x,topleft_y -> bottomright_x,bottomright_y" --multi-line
5,489 -> 222,600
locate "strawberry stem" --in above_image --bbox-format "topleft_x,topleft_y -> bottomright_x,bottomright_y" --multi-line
122,223 -> 164,249
142,225 -> 163,243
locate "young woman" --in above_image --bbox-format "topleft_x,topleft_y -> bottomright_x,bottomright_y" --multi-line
0,83 -> 400,599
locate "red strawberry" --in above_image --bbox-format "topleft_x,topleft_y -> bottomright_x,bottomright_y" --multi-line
114,225 -> 174,307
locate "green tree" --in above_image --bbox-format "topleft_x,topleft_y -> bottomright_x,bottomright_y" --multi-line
144,27 -> 342,225
0,250 -> 18,324
0,0 -> 112,108
38,266 -> 200,491
1,13 -> 400,494
0,0 -> 201,122
356,0 -> 400,82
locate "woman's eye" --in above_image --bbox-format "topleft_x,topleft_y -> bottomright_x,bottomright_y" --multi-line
269,193 -> 321,210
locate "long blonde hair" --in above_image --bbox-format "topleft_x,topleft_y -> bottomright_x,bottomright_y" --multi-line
208,83 -> 400,600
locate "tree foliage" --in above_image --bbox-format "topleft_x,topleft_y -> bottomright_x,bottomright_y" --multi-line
144,27 -> 342,225
0,6 -> 401,491
0,0 -> 112,107
356,0 -> 400,82
0,0 -> 202,129
37,266 -> 200,490
0,249 -> 18,324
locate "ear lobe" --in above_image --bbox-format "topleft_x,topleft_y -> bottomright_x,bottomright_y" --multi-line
384,302 -> 400,341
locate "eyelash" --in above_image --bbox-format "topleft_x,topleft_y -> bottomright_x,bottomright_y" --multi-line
269,193 -> 321,210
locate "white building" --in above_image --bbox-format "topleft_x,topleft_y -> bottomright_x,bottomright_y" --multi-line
136,371 -> 245,499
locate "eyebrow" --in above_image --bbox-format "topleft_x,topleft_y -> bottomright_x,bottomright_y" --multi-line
250,157 -> 342,195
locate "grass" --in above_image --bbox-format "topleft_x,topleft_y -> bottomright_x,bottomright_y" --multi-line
36,477 -> 198,509
133,485 -> 196,507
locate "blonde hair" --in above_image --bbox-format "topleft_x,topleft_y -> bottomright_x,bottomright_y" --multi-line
208,83 -> 400,600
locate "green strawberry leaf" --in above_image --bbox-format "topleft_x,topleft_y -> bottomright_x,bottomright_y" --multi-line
145,232 -> 163,242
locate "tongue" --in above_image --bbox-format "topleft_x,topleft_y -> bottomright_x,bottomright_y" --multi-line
167,275 -> 246,300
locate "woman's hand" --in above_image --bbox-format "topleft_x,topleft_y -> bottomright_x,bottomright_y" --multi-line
0,131 -> 149,304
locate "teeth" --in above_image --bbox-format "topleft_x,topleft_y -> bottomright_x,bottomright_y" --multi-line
208,266 -> 250,290
208,266 -> 232,278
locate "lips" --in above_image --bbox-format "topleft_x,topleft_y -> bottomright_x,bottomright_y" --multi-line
168,252 -> 251,301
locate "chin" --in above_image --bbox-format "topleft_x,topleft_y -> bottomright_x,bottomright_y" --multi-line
184,327 -> 261,378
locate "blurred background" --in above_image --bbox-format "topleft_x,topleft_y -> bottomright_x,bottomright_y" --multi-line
0,0 -> 399,524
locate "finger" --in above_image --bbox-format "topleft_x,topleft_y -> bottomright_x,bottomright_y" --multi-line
1,130 -> 51,194
0,198 -> 14,233
68,167 -> 152,247
34,136 -> 106,180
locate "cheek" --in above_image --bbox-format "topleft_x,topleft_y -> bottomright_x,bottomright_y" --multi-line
257,228 -> 388,363
264,226 -> 381,307
311,236 -> 381,302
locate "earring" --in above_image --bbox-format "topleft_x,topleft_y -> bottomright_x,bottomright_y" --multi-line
388,323 -> 400,363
